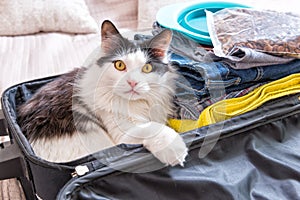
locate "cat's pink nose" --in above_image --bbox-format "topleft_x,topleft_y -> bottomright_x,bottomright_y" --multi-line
127,80 -> 138,88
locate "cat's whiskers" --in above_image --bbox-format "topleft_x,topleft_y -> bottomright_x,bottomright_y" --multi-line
145,84 -> 174,104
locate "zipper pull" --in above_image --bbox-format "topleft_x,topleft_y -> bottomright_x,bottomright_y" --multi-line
71,165 -> 89,177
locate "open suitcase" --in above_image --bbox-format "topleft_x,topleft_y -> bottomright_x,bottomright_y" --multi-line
1,72 -> 300,200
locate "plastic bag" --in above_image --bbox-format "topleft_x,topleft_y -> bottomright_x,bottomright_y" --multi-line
207,8 -> 300,58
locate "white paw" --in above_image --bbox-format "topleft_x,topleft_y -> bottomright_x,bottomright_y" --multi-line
144,127 -> 188,167
153,134 -> 188,166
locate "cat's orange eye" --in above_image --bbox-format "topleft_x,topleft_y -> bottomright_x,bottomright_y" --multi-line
114,60 -> 126,71
142,63 -> 153,73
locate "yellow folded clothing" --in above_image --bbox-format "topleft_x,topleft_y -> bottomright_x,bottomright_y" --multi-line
169,73 -> 300,133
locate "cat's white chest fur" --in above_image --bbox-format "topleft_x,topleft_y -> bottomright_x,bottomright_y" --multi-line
31,129 -> 114,163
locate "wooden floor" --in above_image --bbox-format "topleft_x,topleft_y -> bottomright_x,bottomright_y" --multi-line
1,113 -> 26,199
0,179 -> 26,200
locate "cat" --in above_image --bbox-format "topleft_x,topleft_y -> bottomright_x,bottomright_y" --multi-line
18,20 -> 188,166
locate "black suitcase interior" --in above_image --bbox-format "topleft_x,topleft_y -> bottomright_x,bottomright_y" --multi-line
1,74 -> 300,200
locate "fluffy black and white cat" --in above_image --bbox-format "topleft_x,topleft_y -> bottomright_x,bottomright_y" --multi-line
18,20 -> 187,166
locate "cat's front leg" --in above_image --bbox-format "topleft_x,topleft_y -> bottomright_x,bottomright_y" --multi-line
117,122 -> 188,166
142,124 -> 188,166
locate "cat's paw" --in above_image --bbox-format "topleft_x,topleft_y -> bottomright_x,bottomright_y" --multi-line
154,134 -> 188,167
144,128 -> 188,167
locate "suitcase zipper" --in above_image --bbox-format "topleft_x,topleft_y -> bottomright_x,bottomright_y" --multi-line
71,165 -> 89,177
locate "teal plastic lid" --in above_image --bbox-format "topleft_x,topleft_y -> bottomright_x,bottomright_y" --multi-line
156,1 -> 250,45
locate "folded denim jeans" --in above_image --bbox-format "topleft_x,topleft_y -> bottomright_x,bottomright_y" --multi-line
169,73 -> 300,133
172,54 -> 300,100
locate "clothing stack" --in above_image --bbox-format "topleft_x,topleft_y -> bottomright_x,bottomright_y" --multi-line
166,33 -> 300,132
133,19 -> 300,132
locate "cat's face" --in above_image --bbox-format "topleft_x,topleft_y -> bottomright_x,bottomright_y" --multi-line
96,20 -> 176,102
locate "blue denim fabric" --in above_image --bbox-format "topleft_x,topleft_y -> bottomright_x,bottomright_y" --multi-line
171,53 -> 300,99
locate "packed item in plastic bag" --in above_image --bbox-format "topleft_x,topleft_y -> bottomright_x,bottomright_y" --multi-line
206,8 -> 300,59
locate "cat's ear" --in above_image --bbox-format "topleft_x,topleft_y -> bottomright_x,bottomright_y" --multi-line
101,20 -> 121,52
148,29 -> 172,59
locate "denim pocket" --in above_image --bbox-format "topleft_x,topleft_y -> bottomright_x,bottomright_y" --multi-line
199,62 -> 230,81
206,77 -> 241,90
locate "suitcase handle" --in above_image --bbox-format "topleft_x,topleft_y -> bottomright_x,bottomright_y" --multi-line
0,109 -> 26,180
0,140 -> 27,180
0,111 -> 35,200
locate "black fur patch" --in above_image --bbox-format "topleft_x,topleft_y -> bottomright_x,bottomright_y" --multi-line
18,68 -> 106,141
